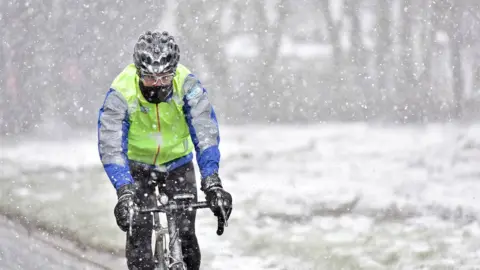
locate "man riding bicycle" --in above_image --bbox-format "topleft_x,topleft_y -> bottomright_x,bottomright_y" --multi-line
97,30 -> 233,270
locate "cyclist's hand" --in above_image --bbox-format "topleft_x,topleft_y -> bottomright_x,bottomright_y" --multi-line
114,184 -> 136,232
202,173 -> 233,235
206,186 -> 232,236
204,186 -> 233,221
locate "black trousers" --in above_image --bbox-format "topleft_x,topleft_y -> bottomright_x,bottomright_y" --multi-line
126,161 -> 200,270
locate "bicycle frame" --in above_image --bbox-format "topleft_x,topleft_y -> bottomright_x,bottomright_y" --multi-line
127,189 -> 227,270
151,210 -> 186,270
130,193 -> 211,270
152,210 -> 169,270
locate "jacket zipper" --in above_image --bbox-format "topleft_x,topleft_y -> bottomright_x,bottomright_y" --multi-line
152,104 -> 161,164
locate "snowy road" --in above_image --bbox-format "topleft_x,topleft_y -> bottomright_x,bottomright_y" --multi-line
2,123 -> 480,269
0,215 -> 124,270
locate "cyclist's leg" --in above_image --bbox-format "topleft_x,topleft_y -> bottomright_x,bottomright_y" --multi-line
164,161 -> 200,270
126,165 -> 157,270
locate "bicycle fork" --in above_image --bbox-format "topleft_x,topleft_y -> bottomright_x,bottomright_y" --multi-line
153,212 -> 168,270
166,211 -> 186,270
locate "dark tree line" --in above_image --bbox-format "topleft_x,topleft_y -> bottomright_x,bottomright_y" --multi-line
1,0 -> 479,135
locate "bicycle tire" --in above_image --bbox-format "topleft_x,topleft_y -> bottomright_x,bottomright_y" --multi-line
153,212 -> 168,270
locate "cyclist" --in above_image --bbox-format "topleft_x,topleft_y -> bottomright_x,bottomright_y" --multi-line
97,30 -> 233,270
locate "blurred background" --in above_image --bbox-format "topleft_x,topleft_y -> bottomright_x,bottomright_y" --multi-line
2,0 -> 480,269
2,0 -> 480,134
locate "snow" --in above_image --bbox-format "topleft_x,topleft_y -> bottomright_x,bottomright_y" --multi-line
2,1 -> 480,269
225,35 -> 332,59
2,123 -> 480,269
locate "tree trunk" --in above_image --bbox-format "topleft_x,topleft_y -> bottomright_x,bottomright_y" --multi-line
319,0 -> 344,119
375,0 -> 393,119
448,4 -> 465,119
176,1 -> 230,117
346,0 -> 369,120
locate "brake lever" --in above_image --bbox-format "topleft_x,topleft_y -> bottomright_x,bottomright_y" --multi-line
128,201 -> 137,237
216,216 -> 225,236
216,204 -> 229,236
220,204 -> 228,227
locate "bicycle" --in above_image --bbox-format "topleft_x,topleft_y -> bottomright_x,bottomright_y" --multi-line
128,191 -> 228,270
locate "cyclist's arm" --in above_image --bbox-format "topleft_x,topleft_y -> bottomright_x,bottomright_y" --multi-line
182,74 -> 220,180
97,89 -> 134,190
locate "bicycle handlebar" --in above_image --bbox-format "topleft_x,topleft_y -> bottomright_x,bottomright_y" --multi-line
139,201 -> 209,213
137,201 -> 227,236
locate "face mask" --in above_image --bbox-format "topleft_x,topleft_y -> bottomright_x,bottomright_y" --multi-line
139,81 -> 172,104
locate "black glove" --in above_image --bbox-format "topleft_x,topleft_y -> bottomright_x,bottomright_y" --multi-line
114,183 -> 136,232
201,173 -> 232,221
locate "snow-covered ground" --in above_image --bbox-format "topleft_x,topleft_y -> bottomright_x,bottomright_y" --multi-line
0,214 -> 121,270
2,123 -> 480,269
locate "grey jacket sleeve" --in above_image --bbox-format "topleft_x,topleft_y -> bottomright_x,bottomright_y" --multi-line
182,74 -> 221,185
97,89 -> 133,190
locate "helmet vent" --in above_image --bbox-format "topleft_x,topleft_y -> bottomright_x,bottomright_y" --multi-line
133,31 -> 180,74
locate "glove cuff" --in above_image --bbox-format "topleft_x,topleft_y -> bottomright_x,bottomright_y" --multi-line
116,183 -> 135,199
201,173 -> 222,192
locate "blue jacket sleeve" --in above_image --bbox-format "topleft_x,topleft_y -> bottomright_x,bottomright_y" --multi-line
97,88 -> 134,190
182,74 -> 221,179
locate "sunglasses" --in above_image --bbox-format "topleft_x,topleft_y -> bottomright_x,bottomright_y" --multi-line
140,72 -> 175,85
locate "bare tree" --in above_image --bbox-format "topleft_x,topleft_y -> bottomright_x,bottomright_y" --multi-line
374,0 -> 394,119
176,1 -> 231,105
345,0 -> 373,120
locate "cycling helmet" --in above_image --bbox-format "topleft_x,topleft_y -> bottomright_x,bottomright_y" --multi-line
133,31 -> 180,75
